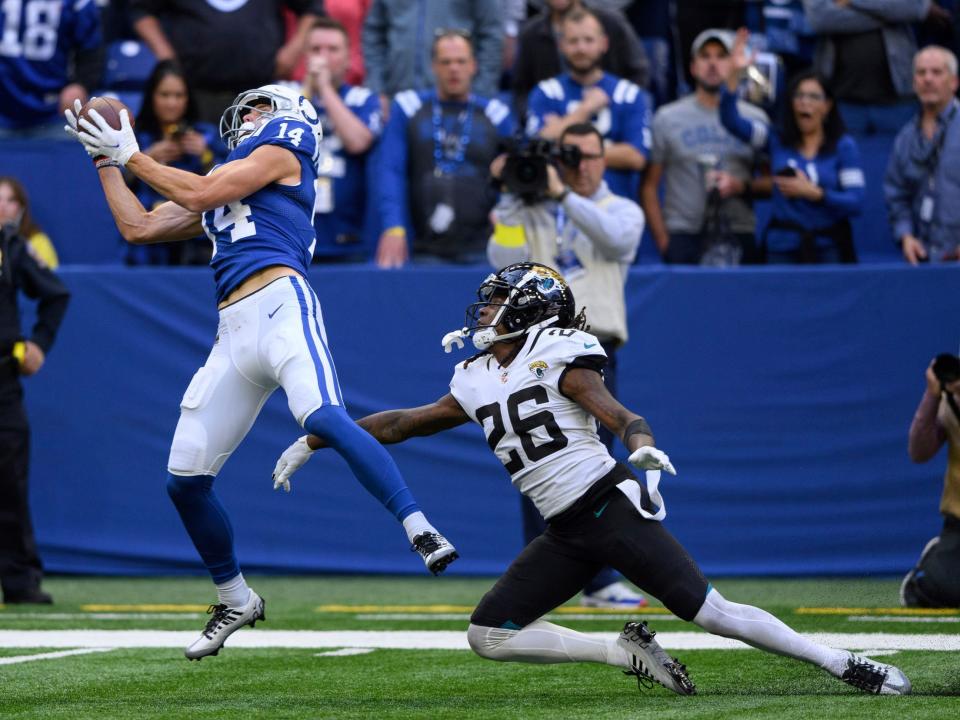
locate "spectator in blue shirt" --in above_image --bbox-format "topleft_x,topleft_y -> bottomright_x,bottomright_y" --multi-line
125,60 -> 225,265
375,30 -> 514,268
301,17 -> 382,262
525,8 -> 651,201
884,45 -> 960,264
720,29 -> 864,263
0,0 -> 103,134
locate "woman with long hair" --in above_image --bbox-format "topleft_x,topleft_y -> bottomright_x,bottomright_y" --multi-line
0,177 -> 58,269
127,60 -> 226,265
720,29 -> 865,263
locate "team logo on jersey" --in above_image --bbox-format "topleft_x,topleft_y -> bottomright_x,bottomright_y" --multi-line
529,360 -> 548,379
500,371 -> 510,384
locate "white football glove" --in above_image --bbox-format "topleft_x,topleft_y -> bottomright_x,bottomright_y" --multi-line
441,328 -> 466,353
272,436 -> 315,492
627,446 -> 676,476
64,99 -> 101,158
73,101 -> 139,166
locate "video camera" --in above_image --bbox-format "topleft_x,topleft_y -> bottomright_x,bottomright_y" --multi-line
501,138 -> 583,204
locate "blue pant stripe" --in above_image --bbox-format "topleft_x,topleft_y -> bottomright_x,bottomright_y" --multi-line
289,276 -> 329,406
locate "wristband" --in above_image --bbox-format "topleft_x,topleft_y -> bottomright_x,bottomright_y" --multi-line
96,158 -> 121,170
555,187 -> 570,203
622,417 -> 653,445
384,226 -> 406,238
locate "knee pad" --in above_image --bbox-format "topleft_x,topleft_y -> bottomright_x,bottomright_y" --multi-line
467,623 -> 516,660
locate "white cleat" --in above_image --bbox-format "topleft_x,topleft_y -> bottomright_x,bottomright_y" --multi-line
840,653 -> 912,695
411,532 -> 459,575
184,590 -> 265,661
617,621 -> 696,695
581,581 -> 648,609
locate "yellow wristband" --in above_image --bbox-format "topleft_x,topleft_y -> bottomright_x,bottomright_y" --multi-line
384,226 -> 406,237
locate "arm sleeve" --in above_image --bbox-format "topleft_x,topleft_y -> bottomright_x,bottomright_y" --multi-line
361,0 -> 388,95
719,89 -> 769,150
564,192 -> 643,261
471,0 -> 504,99
822,136 -> 866,219
883,131 -> 917,242
14,247 -> 70,353
377,99 -> 410,230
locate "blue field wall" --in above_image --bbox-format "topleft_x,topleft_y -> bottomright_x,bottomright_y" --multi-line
24,265 -> 959,577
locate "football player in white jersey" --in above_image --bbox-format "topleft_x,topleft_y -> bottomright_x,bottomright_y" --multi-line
64,85 -> 457,661
272,262 -> 911,696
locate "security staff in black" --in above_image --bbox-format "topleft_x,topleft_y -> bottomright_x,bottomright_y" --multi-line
0,222 -> 69,604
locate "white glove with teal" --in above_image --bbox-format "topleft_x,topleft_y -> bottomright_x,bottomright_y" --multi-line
628,446 -> 676,476
272,436 -> 315,492
72,100 -> 139,165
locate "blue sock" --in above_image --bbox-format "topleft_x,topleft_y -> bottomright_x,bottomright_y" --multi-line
304,405 -> 420,521
166,473 -> 239,584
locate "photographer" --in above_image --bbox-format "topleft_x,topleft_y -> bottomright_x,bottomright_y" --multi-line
488,122 -> 647,609
902,353 -> 960,608
0,217 -> 70,604
126,60 -> 226,265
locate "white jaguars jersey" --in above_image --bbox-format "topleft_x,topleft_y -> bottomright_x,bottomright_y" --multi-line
449,327 -> 617,519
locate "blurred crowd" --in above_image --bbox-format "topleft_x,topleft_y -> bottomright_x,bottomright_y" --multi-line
2,0 -> 960,267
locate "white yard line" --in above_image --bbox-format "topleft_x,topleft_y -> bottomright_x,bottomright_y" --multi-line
0,647 -> 115,665
0,630 -> 958,651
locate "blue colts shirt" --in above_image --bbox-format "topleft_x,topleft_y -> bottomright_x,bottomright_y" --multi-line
526,72 -> 652,199
205,116 -> 320,304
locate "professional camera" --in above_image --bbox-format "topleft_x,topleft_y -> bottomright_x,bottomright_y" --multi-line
933,353 -> 960,385
501,139 -> 583,203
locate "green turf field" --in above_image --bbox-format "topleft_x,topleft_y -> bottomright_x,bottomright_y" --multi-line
1,576 -> 957,719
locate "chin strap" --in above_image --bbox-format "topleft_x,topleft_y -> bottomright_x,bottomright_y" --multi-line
441,316 -> 562,354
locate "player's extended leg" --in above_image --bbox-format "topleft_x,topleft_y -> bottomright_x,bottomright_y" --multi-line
167,338 -> 275,660
467,512 -> 693,695
595,480 -> 911,695
276,277 -> 456,573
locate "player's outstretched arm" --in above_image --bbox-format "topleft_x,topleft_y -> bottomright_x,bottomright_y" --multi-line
96,167 -> 203,244
310,394 -> 470,449
560,367 -> 676,475
127,145 -> 300,213
272,395 -> 470,492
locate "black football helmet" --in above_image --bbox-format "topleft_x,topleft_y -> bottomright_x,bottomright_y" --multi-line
464,263 -> 576,349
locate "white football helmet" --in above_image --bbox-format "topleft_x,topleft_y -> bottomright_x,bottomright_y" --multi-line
220,83 -> 322,149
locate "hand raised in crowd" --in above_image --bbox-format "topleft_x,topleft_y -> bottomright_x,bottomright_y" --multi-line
58,83 -> 87,115
773,167 -> 823,201
178,129 -> 208,157
306,55 -> 333,94
489,153 -> 507,182
19,341 -> 45,377
901,234 -> 928,265
376,231 -> 408,269
146,138 -> 182,164
580,86 -> 609,115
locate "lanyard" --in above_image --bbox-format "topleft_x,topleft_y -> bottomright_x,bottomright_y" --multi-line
922,100 -> 958,191
432,97 -> 474,176
555,204 -> 568,248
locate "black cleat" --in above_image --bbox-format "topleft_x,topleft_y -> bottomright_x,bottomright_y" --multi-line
411,532 -> 459,575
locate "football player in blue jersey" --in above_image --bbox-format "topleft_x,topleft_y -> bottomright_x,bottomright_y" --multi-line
64,84 -> 457,660
272,263 -> 913,697
525,8 -> 651,200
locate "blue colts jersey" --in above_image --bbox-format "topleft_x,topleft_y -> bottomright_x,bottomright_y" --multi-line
205,116 -> 320,304
0,0 -> 102,129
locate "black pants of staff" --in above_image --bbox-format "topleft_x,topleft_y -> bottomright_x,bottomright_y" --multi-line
0,390 -> 44,601
520,340 -> 623,594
